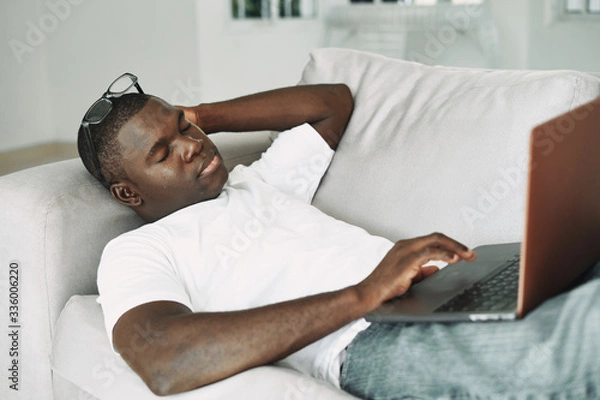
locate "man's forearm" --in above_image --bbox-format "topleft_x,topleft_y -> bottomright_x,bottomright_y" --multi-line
117,286 -> 368,396
191,84 -> 353,149
195,84 -> 346,132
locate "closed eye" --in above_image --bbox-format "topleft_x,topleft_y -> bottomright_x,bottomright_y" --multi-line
177,110 -> 192,134
147,136 -> 171,164
157,146 -> 170,163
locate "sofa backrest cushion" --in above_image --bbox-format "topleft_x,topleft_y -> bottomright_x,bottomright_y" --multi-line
301,48 -> 600,247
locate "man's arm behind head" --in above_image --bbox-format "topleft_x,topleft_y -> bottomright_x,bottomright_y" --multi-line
177,83 -> 354,150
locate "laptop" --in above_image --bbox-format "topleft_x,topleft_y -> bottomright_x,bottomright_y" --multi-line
366,97 -> 600,323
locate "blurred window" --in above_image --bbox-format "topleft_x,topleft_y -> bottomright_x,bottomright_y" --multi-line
349,0 -> 483,4
565,0 -> 600,13
231,0 -> 317,19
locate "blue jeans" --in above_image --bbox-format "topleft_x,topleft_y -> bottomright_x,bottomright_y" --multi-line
341,262 -> 600,399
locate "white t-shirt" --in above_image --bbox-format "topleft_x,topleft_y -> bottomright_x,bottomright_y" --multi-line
97,123 -> 394,386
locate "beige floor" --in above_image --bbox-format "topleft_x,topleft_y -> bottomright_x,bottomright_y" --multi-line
0,142 -> 79,176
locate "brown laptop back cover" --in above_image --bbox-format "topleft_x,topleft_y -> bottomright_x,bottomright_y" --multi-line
519,97 -> 600,317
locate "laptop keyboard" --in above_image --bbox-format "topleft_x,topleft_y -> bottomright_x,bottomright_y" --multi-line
434,254 -> 520,313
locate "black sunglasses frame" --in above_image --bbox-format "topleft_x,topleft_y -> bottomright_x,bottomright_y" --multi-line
81,72 -> 144,185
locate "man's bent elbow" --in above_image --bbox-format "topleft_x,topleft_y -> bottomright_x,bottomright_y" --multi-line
146,373 -> 179,397
332,83 -> 354,145
335,83 -> 354,119
141,363 -> 212,396
115,341 -> 200,396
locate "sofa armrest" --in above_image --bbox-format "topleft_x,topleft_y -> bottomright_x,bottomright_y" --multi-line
0,131 -> 272,400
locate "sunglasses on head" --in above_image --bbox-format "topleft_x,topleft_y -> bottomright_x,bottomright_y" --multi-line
80,72 -> 144,184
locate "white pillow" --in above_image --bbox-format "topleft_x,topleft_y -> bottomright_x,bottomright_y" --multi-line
301,48 -> 600,247
52,295 -> 356,399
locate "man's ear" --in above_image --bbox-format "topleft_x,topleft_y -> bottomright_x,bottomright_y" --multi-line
110,181 -> 143,207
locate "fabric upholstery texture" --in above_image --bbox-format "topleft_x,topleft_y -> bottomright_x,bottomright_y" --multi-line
301,48 -> 600,248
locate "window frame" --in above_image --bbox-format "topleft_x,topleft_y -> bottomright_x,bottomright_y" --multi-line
230,0 -> 318,22
545,0 -> 600,25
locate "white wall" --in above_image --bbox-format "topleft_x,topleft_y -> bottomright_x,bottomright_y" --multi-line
1,0 -> 200,152
489,0 -> 600,71
44,0 -> 201,144
1,1 -> 55,151
192,0 -> 342,103
489,0 -> 529,69
526,0 -> 600,71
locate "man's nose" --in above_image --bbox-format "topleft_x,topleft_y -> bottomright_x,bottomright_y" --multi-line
181,136 -> 202,162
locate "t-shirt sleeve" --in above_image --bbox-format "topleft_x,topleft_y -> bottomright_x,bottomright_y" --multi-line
96,229 -> 193,350
244,123 -> 335,203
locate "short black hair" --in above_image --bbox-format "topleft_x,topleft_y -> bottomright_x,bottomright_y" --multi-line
77,93 -> 151,188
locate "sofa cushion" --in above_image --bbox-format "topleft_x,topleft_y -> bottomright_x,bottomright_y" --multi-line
51,295 -> 357,399
301,48 -> 600,248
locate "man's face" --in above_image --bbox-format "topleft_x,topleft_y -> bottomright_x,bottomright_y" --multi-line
112,97 -> 228,222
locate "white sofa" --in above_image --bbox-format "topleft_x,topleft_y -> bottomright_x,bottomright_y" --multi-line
1,48 -> 599,400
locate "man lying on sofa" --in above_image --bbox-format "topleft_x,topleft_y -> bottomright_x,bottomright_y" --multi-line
78,73 -> 600,399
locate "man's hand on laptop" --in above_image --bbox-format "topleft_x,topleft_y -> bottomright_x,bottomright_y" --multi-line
354,233 -> 477,310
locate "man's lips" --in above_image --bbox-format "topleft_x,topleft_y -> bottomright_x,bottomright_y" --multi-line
198,152 -> 220,178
